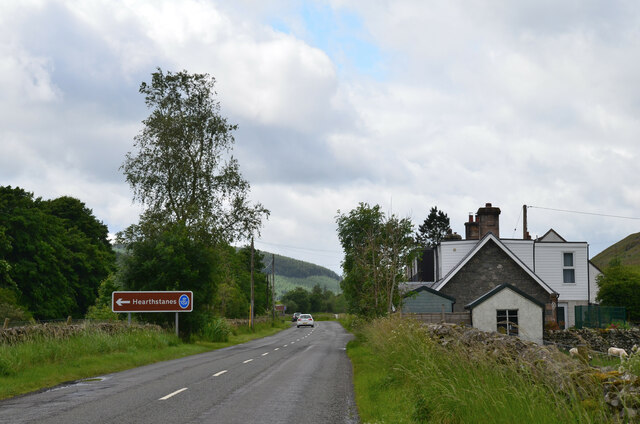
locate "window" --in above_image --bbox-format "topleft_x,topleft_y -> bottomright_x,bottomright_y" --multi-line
563,252 -> 575,283
497,309 -> 518,336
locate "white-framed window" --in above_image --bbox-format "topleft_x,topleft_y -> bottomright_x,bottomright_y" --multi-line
497,309 -> 518,336
563,252 -> 575,283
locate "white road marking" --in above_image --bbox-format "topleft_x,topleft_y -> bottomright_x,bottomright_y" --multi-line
159,388 -> 187,400
213,370 -> 228,377
283,344 -> 288,347
274,348 -> 280,351
243,359 -> 253,364
262,352 -> 269,356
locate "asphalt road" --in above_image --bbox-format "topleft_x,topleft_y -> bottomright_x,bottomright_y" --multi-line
0,321 -> 359,424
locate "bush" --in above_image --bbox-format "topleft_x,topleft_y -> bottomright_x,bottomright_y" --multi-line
200,317 -> 232,342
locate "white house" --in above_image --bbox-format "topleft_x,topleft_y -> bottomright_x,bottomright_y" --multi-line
409,203 -> 601,335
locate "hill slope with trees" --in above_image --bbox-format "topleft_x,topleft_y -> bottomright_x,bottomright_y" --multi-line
258,252 -> 341,297
592,232 -> 640,271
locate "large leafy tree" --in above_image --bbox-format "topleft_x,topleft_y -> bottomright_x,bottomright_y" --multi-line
416,206 -> 451,248
0,186 -> 114,319
119,222 -> 217,333
121,68 -> 269,244
336,203 -> 418,317
119,69 -> 269,332
597,259 -> 640,321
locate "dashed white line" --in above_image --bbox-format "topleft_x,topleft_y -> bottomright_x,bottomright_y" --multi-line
274,348 -> 280,351
261,352 -> 269,356
243,359 -> 254,364
213,370 -> 228,377
159,388 -> 187,400
283,344 -> 288,347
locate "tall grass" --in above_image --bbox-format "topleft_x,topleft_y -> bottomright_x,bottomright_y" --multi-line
0,326 -> 180,377
348,317 -> 612,423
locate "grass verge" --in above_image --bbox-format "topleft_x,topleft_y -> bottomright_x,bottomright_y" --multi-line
347,316 -> 612,423
0,319 -> 289,400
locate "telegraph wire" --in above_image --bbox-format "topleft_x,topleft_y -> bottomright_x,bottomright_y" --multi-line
253,240 -> 342,255
528,205 -> 640,220
511,207 -> 523,238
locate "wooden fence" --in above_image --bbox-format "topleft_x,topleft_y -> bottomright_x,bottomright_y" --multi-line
401,312 -> 471,325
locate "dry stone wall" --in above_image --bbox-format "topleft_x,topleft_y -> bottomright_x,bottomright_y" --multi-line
544,328 -> 640,353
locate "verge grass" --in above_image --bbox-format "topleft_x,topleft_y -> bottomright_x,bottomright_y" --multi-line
0,319 -> 289,400
347,316 -> 612,424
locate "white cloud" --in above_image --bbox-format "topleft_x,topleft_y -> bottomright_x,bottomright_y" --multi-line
2,0 -> 640,274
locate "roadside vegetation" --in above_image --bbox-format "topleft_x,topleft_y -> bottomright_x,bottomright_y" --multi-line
343,316 -> 616,423
0,319 -> 289,400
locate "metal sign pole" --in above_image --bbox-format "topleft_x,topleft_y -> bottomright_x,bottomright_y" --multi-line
175,312 -> 179,337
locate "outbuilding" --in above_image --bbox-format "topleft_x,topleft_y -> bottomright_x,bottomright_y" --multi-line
401,283 -> 456,313
465,283 -> 545,345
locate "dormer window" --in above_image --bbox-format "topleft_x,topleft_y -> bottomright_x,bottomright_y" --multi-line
563,252 -> 575,283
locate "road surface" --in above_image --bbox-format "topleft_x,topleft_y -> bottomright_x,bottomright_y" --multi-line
0,321 -> 359,424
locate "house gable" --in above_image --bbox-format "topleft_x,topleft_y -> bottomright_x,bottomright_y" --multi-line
538,229 -> 566,242
435,233 -> 555,295
436,235 -> 555,313
465,283 -> 544,345
465,283 -> 545,310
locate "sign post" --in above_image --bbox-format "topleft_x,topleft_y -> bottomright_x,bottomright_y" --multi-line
112,291 -> 193,336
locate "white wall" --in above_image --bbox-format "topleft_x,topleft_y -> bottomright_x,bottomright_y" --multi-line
534,242 -> 589,301
502,240 -> 534,269
471,287 -> 543,345
438,240 -> 477,277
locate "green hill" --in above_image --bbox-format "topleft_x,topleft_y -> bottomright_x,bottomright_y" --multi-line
258,251 -> 342,298
592,232 -> 640,271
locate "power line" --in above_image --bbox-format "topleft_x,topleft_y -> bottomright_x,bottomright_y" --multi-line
253,240 -> 341,255
528,205 -> 640,220
512,206 -> 523,238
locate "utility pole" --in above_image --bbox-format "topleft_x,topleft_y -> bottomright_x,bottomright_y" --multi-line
523,204 -> 528,239
272,253 -> 276,320
250,237 -> 255,330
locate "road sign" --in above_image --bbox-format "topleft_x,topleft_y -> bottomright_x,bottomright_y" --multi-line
112,291 -> 193,313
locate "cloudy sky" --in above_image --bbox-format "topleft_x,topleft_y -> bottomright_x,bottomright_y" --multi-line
2,0 -> 640,274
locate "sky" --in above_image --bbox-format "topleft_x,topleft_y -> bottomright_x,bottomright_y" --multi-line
2,0 -> 640,275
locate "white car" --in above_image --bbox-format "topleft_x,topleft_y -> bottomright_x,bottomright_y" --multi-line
296,314 -> 314,328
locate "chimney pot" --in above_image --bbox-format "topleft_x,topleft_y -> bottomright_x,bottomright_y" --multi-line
485,203 -> 492,207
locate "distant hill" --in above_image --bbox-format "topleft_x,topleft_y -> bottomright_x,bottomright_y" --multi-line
591,232 -> 640,271
258,251 -> 342,298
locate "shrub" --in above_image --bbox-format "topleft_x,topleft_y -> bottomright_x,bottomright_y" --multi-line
200,317 -> 232,342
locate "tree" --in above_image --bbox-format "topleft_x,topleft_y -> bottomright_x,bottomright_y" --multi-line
596,259 -> 640,321
416,206 -> 451,248
309,284 -> 325,313
336,203 -> 418,317
282,287 -> 310,313
120,68 -> 269,244
119,222 -> 217,334
0,186 -> 115,319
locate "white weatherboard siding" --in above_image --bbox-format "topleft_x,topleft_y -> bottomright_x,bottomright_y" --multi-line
471,288 -> 543,345
438,240 -> 477,277
502,240 -> 534,269
534,243 -> 589,300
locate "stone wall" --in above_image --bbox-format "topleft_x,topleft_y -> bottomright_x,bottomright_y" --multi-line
440,240 -> 549,313
544,327 -> 640,353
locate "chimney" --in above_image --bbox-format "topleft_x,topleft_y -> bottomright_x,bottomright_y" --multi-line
476,202 -> 501,238
464,213 -> 479,240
